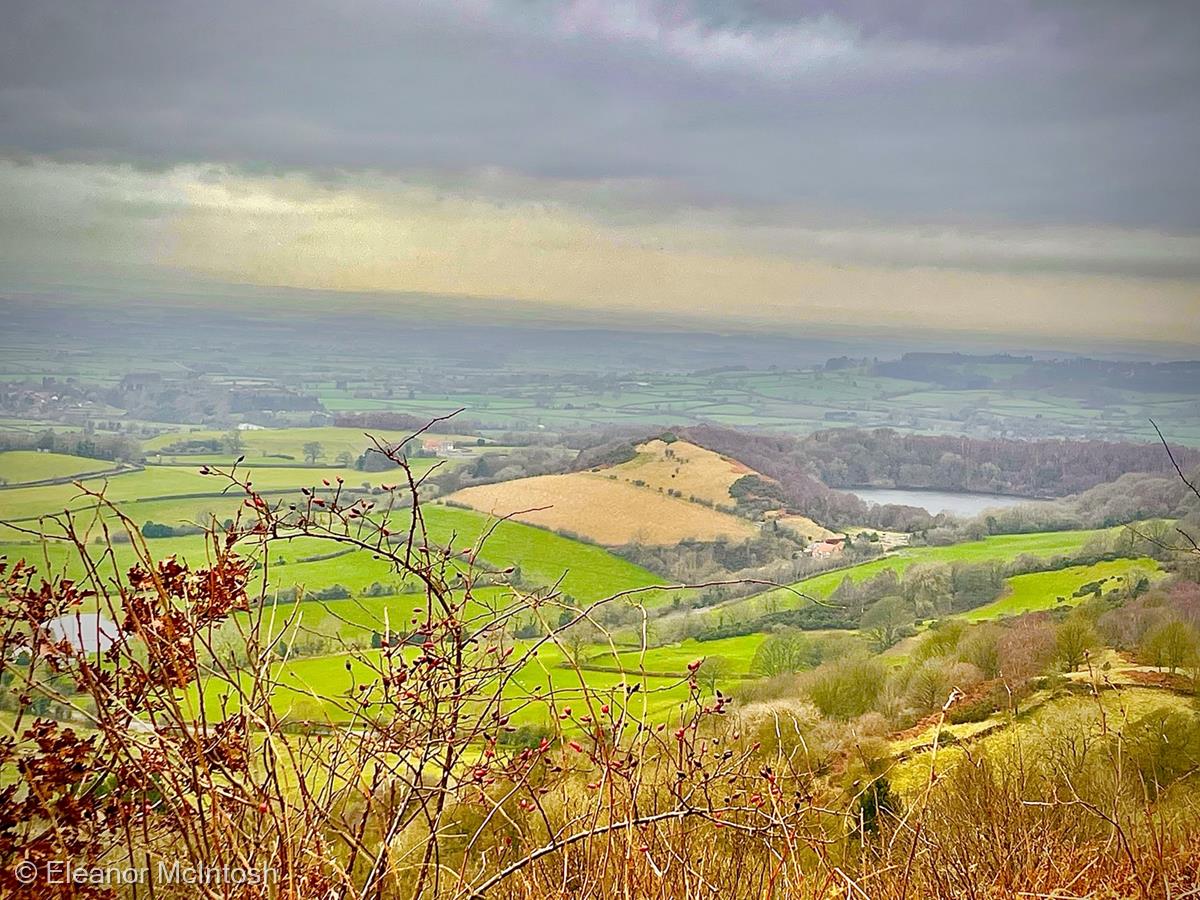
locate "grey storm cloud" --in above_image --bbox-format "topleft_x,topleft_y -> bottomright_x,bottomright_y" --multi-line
2,0 -> 1200,234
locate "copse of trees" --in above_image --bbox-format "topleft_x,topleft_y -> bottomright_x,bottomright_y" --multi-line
957,624 -> 1002,678
694,655 -> 729,695
838,559 -> 1005,622
861,596 -> 913,651
568,436 -> 640,470
1055,614 -> 1098,672
803,657 -> 888,719
140,520 -> 203,539
426,446 -> 575,494
750,631 -> 822,677
728,474 -> 791,518
611,524 -> 887,595
0,429 -> 141,463
905,658 -> 983,713
1140,620 -> 1199,674
1088,577 -> 1200,682
696,602 -> 861,641
911,620 -> 968,663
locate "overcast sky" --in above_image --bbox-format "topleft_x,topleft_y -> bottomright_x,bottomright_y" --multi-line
2,0 -> 1198,343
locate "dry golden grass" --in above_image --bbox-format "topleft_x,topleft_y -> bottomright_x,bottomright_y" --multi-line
773,513 -> 838,541
604,439 -> 751,506
448,472 -> 759,545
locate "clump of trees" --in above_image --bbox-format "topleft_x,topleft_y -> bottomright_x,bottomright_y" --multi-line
614,529 -> 825,585
140,520 -> 203,539
749,632 -> 812,677
1097,579 -> 1200,678
0,429 -> 141,463
425,445 -> 575,492
803,657 -> 888,719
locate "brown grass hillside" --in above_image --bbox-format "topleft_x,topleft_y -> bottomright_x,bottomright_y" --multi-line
447,471 -> 759,545
603,438 -> 751,506
772,512 -> 838,541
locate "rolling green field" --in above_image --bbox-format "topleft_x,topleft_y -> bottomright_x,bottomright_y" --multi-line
1,501 -> 670,610
206,551 -> 1164,724
594,635 -> 769,677
0,423 -> 1180,734
250,585 -> 521,646
962,557 -> 1162,622
0,450 -> 121,484
185,550 -> 1164,726
190,639 -> 693,726
728,528 -> 1116,619
0,461 -> 444,526
413,504 -> 672,605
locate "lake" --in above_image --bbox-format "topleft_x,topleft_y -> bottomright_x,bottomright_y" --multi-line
47,612 -> 118,653
847,487 -> 1041,518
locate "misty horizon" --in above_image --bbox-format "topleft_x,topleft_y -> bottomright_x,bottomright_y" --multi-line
2,1 -> 1198,344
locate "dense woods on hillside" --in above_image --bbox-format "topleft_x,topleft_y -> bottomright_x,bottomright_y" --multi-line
680,425 -> 938,529
981,470 -> 1200,534
799,427 -> 1200,496
677,423 -> 1200,530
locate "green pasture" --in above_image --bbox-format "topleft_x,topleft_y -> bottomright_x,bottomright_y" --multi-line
962,558 -> 1162,622
0,451 -> 121,484
1,499 -> 670,613
250,585 -> 517,642
188,639 -> 693,726
594,635 -> 769,678
413,504 -> 671,605
0,460 -> 446,546
734,528 -> 1115,618
0,465 -> 378,521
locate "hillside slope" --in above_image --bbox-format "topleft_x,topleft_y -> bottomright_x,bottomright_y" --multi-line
447,471 -> 759,546
602,438 -> 750,506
